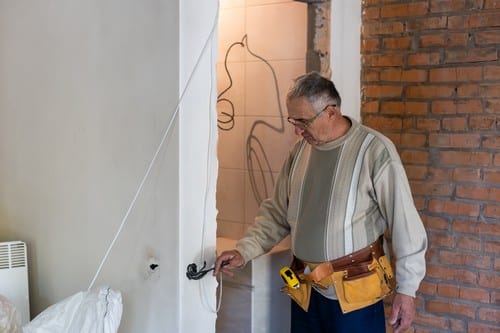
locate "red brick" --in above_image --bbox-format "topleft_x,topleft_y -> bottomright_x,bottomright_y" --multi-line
429,167 -> 453,181
468,322 -> 500,333
484,65 -> 500,80
429,133 -> 480,148
362,7 -> 380,20
439,250 -> 491,269
437,283 -> 459,298
405,165 -> 428,179
449,12 -> 500,29
400,150 -> 430,164
456,235 -> 482,251
457,185 -> 500,201
457,84 -> 480,97
481,83 -> 500,98
485,0 -> 500,8
483,135 -> 500,149
362,100 -> 379,113
362,69 -> 380,81
418,281 -> 437,295
440,151 -> 492,166
432,101 -> 458,114
419,32 -> 468,48
425,300 -> 476,318
453,219 -> 500,237
484,240 -> 500,254
484,169 -> 500,183
479,272 -> 500,288
450,318 -> 466,332
495,154 -> 500,166
430,0 -> 466,12
428,199 -> 480,216
422,215 -> 449,229
401,133 -> 427,147
381,69 -> 428,82
470,116 -> 496,130
411,180 -> 454,196
416,118 -> 440,131
412,311 -> 449,330
475,30 -> 500,45
363,115 -> 403,130
452,167 -> 481,182
442,117 -> 467,131
460,287 -> 491,303
426,264 -> 478,285
485,98 -> 500,113
381,101 -> 428,114
457,100 -> 483,113
478,307 -> 500,322
407,16 -> 448,31
430,67 -> 482,82
362,38 -> 380,52
381,2 -> 429,18
363,54 -> 405,67
364,85 -> 404,98
445,48 -> 500,64
408,52 -> 441,66
382,36 -> 412,50
362,21 -> 405,36
407,86 -> 455,98
484,204 -> 500,219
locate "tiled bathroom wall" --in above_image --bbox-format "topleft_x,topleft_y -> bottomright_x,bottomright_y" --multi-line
216,0 -> 307,240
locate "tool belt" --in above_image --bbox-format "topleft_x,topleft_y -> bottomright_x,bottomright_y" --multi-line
282,236 -> 395,314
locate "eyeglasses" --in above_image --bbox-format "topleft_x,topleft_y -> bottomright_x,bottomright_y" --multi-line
287,104 -> 336,129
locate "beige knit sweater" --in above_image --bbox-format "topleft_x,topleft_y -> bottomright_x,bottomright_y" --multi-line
236,117 -> 427,298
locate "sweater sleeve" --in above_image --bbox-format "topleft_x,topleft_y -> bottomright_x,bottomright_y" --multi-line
234,146 -> 296,264
374,158 -> 428,297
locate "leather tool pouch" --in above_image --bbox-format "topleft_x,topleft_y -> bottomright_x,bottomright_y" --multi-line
281,280 -> 312,312
332,255 -> 395,313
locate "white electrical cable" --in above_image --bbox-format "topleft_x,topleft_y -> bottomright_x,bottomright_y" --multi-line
88,0 -> 221,292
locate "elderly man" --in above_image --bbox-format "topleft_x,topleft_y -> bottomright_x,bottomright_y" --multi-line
215,72 -> 427,333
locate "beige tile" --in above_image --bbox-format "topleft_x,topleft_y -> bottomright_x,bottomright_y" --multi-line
247,0 -> 295,6
217,114 -> 246,170
216,219 -> 246,239
244,170 -> 281,224
244,115 -> 298,173
246,2 -> 307,61
216,61 -> 245,115
216,168 -> 246,223
218,7 -> 247,63
245,59 -> 305,117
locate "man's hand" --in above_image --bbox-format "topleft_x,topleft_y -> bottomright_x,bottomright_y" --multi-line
213,250 -> 245,277
388,293 -> 416,333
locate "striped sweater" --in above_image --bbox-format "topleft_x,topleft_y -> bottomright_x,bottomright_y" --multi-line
235,117 -> 427,298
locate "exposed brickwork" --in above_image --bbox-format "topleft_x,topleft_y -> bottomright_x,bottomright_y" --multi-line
361,0 -> 500,332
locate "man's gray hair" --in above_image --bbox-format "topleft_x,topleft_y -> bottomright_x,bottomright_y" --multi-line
287,72 -> 342,111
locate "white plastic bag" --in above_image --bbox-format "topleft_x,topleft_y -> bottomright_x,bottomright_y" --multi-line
0,294 -> 22,333
22,286 -> 122,333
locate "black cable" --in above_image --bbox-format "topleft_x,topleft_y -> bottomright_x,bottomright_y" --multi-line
186,260 -> 230,280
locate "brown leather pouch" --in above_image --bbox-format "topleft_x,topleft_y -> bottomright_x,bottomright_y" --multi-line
281,280 -> 312,312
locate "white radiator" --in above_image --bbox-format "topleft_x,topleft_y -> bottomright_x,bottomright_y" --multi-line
0,241 -> 30,325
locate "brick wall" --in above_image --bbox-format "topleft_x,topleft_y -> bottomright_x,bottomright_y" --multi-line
360,0 -> 499,332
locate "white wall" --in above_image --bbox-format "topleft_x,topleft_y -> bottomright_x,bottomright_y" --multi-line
331,0 -> 362,120
0,0 -> 219,332
179,0 -> 219,331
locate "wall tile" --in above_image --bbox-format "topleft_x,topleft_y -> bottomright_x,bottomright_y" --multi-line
218,7 -> 247,63
246,2 -> 307,61
245,59 -> 305,117
216,168 -> 246,223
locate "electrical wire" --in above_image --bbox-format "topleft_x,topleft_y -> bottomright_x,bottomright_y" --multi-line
88,0 -> 221,292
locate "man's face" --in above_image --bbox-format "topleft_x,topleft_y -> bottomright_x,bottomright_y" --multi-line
286,97 -> 332,146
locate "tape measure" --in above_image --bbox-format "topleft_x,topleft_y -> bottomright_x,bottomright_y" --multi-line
279,266 -> 300,289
